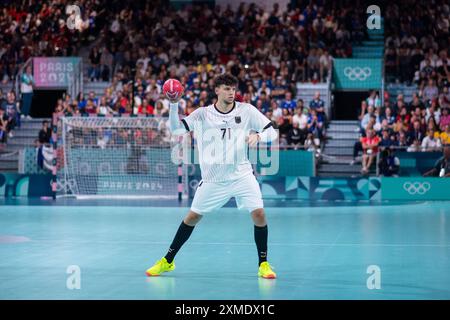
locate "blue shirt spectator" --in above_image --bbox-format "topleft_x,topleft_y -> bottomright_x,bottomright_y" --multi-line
309,92 -> 325,115
280,92 -> 297,112
379,130 -> 394,148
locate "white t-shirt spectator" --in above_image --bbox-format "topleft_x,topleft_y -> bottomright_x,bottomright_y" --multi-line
292,113 -> 308,130
272,106 -> 282,119
421,136 -> 442,151
425,107 -> 440,124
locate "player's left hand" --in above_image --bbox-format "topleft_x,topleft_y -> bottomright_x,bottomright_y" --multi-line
247,133 -> 260,147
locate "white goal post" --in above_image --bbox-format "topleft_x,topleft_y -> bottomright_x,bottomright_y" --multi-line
57,116 -> 189,199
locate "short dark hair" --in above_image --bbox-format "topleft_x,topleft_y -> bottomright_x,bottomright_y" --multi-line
42,120 -> 49,125
214,74 -> 238,88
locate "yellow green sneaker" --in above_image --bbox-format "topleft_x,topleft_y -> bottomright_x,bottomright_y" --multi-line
145,257 -> 175,276
258,262 -> 276,279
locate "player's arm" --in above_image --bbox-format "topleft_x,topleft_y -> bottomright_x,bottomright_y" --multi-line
168,101 -> 190,136
256,122 -> 278,142
248,105 -> 278,146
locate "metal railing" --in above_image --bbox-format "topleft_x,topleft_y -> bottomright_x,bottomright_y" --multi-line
67,59 -> 83,99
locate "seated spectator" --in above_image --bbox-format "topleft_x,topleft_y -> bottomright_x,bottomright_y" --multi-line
98,97 -> 115,116
287,122 -> 304,149
378,148 -> 400,177
407,139 -> 421,152
85,99 -> 97,114
380,107 -> 396,126
425,100 -> 440,124
307,109 -> 324,139
439,86 -> 450,109
439,108 -> 450,132
319,49 -> 332,81
154,100 -> 168,117
366,90 -> 381,109
396,106 -> 411,128
292,106 -> 309,136
77,93 -> 88,111
137,98 -> 154,116
271,77 -> 287,100
271,100 -> 283,119
409,93 -> 425,110
423,145 -> 450,177
361,128 -> 380,174
0,108 -> 8,143
379,129 -> 394,149
421,129 -> 442,152
437,124 -> 450,146
357,100 -> 368,123
88,46 -> 101,82
407,120 -> 425,145
422,79 -> 439,103
361,105 -> 375,131
1,92 -> 18,138
351,132 -> 364,166
38,120 -> 52,144
379,119 -> 393,134
309,91 -> 326,120
257,92 -> 271,114
304,132 -> 321,159
276,113 -> 291,140
426,113 -> 439,133
280,92 -> 296,113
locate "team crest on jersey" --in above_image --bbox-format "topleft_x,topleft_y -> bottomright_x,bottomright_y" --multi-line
235,116 -> 241,124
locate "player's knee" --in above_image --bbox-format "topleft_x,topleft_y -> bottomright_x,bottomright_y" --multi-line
251,208 -> 265,221
185,211 -> 202,226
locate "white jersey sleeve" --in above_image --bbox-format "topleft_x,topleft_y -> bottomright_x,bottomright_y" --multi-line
182,107 -> 203,132
247,104 -> 272,132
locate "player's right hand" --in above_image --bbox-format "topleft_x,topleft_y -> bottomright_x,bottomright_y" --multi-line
166,95 -> 182,104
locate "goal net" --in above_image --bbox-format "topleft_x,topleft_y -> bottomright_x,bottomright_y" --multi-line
57,116 -> 188,199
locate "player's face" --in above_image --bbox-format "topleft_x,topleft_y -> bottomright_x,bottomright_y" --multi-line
215,85 -> 236,105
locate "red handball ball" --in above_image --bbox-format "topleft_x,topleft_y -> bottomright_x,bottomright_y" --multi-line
163,79 -> 184,101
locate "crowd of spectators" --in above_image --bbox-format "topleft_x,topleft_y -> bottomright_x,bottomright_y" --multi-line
352,89 -> 450,175
48,0 -> 369,151
384,1 -> 449,90
0,0 -> 105,83
1,0 -> 377,151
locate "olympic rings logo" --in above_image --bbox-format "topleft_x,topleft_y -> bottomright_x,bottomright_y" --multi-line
343,67 -> 372,81
403,182 -> 431,195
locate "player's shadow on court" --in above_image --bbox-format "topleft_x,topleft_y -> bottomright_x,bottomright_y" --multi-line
145,276 -> 176,297
258,278 -> 277,299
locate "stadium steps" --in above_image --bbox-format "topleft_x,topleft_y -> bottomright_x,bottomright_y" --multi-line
295,84 -> 329,104
0,118 -> 51,172
0,148 -> 20,172
318,120 -> 363,176
0,83 -> 14,93
352,21 -> 384,59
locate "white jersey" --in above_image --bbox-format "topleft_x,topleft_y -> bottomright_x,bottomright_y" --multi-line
182,101 -> 272,182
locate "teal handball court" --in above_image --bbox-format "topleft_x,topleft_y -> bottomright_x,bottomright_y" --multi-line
1,200 -> 449,300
